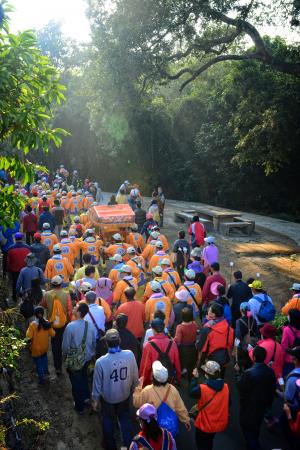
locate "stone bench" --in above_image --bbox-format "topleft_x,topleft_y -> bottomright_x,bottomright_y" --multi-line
174,212 -> 213,231
233,217 -> 255,234
220,221 -> 254,236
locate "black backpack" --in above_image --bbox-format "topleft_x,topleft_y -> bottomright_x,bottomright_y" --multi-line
149,340 -> 175,382
20,290 -> 35,319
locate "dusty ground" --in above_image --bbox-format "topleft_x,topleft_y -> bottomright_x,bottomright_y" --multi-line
5,197 -> 300,450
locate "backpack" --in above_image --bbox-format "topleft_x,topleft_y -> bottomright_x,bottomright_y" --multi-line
155,385 -> 179,437
65,321 -> 88,372
240,317 -> 258,348
290,326 -> 300,348
49,295 -> 67,328
254,294 -> 276,323
149,340 -> 175,382
133,428 -> 172,450
20,290 -> 35,319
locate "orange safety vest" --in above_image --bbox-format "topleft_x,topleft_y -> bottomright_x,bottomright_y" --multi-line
195,384 -> 229,433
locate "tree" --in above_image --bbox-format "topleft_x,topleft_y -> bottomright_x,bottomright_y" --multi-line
0,2 -> 68,227
87,0 -> 300,91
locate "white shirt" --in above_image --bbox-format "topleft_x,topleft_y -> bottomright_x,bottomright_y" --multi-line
84,303 -> 105,337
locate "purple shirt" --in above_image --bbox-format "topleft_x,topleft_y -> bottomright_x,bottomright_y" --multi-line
202,244 -> 219,265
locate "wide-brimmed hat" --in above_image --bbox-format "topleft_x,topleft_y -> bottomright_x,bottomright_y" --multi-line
201,360 -> 221,376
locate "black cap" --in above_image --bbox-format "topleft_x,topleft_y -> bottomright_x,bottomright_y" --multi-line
287,346 -> 300,360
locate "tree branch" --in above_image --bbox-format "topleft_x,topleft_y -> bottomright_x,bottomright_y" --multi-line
179,53 -> 259,91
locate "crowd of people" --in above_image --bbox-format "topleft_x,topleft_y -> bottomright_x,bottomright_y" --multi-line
0,166 -> 299,450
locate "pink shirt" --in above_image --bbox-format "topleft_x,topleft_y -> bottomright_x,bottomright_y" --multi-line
281,325 -> 300,364
249,338 -> 284,379
202,244 -> 219,266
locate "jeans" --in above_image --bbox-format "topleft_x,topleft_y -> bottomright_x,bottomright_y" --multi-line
195,428 -> 216,450
51,326 -> 65,371
241,427 -> 262,450
68,362 -> 90,413
33,353 -> 48,383
101,397 -> 133,450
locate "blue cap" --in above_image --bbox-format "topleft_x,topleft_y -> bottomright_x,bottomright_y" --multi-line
15,232 -> 23,240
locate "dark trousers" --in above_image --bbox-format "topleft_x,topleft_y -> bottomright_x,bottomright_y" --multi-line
68,362 -> 89,413
241,427 -> 262,450
33,353 -> 48,383
195,428 -> 216,450
10,271 -> 20,302
2,251 -> 7,277
51,326 -> 65,371
101,397 -> 133,450
25,231 -> 35,245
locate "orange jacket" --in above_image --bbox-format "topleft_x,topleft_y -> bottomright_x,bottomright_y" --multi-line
104,243 -> 130,260
162,269 -> 181,291
40,231 -> 58,254
282,295 -> 300,315
112,277 -> 138,305
126,232 -> 145,251
147,234 -> 169,252
201,319 -> 234,357
26,321 -> 55,357
145,294 -> 171,324
149,252 -> 173,273
195,384 -> 229,433
127,256 -> 146,282
141,244 -> 157,265
59,239 -> 76,265
44,255 -> 74,282
178,282 -> 202,309
108,267 -> 122,289
80,213 -> 89,225
82,195 -> 94,210
143,278 -> 174,302
81,238 -> 103,261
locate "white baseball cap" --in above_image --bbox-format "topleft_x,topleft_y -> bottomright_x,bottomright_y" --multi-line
43,223 -> 50,229
159,258 -> 170,266
113,233 -> 122,241
110,254 -> 123,262
185,269 -> 195,280
119,264 -> 132,274
204,236 -> 215,244
127,247 -> 136,254
175,290 -> 189,302
80,282 -> 93,292
150,231 -> 160,239
201,360 -> 221,376
155,241 -> 163,249
152,266 -> 163,276
150,280 -> 162,292
152,361 -> 168,383
60,230 -> 68,237
51,275 -> 63,285
290,282 -> 300,291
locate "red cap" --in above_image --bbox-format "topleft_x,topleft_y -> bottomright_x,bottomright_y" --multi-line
33,232 -> 41,241
75,224 -> 83,231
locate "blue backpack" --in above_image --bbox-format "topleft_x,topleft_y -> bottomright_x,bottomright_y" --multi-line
254,294 -> 276,323
156,386 -> 179,437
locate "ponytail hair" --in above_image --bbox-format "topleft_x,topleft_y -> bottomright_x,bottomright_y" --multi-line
34,306 -> 51,331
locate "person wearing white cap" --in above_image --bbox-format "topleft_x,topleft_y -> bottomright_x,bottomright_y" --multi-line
177,268 -> 202,314
41,275 -> 72,375
59,230 -> 76,265
160,258 -> 181,293
202,236 -> 219,268
282,282 -> 300,315
40,222 -> 58,254
126,224 -> 145,253
141,239 -> 159,271
112,264 -> 138,307
145,280 -> 172,325
149,241 -> 172,273
133,361 -> 190,436
173,289 -> 192,327
104,233 -> 130,259
143,266 -> 174,302
81,229 -> 103,265
190,360 -> 229,450
44,244 -> 74,283
147,227 -> 169,252
126,247 -> 146,285
108,253 -> 125,288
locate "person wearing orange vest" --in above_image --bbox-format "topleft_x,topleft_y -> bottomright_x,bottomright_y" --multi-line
144,281 -> 172,325
59,230 -> 76,265
148,241 -> 173,273
104,233 -> 130,260
44,244 -> 74,284
82,191 -> 94,211
112,265 -> 138,307
196,302 -> 234,377
81,229 -> 103,264
143,266 -> 174,302
41,275 -> 72,375
40,223 -> 58,254
68,229 -> 82,263
160,258 -> 181,293
141,240 -> 158,273
80,211 -> 89,226
69,216 -> 82,233
126,224 -> 145,253
282,282 -> 300,315
126,247 -> 146,286
108,254 -> 125,288
60,191 -> 69,212
177,269 -> 202,314
190,360 -> 229,450
148,228 -> 169,253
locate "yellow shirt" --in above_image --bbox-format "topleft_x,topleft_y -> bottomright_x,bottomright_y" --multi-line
75,265 -> 100,281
